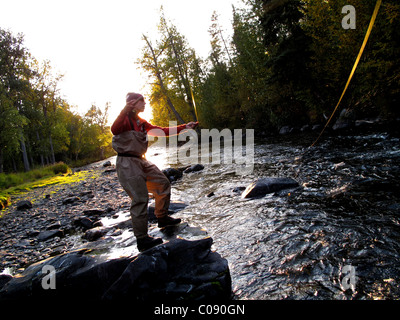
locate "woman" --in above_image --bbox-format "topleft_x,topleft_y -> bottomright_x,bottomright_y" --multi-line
111,92 -> 198,252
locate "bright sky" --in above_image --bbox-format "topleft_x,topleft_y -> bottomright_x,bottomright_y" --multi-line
0,0 -> 243,124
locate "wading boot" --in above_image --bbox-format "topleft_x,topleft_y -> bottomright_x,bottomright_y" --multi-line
158,216 -> 182,228
137,235 -> 163,252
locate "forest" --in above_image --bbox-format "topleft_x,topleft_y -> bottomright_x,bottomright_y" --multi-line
140,0 -> 399,131
0,28 -> 113,173
1,0 -> 399,174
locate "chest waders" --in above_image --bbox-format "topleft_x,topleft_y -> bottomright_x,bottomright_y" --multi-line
112,129 -> 171,239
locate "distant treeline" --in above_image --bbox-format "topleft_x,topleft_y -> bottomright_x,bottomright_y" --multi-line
0,29 -> 113,173
1,0 -> 399,173
138,0 -> 399,133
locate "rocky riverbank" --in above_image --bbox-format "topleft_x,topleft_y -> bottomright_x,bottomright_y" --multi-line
0,163 -> 126,273
2,125 -> 400,300
0,160 -> 234,301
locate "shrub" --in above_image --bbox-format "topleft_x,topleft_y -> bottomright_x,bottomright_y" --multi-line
0,194 -> 10,210
51,162 -> 70,174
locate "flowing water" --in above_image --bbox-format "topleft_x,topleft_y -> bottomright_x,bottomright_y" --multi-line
89,131 -> 400,300
145,131 -> 400,300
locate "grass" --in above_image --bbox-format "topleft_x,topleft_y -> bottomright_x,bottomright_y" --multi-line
0,162 -> 93,213
0,162 -> 70,190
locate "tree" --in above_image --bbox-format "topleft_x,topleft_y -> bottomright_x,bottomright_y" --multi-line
137,8 -> 205,126
0,29 -> 32,171
139,34 -> 185,124
302,0 -> 400,120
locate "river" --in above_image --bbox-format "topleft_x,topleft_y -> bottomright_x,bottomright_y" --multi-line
129,130 -> 400,300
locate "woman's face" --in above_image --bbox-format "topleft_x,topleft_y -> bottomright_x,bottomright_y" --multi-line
134,99 -> 146,113
128,98 -> 145,113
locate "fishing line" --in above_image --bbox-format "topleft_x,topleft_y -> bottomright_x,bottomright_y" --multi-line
310,0 -> 383,148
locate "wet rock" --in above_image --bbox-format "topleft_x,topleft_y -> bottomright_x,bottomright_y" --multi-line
103,167 -> 116,174
62,196 -> 80,205
37,229 -> 64,242
162,168 -> 183,182
103,237 -> 231,301
232,186 -> 246,193
103,160 -> 112,167
242,177 -> 300,199
74,217 -> 94,230
46,221 -> 61,230
0,275 -> 12,290
27,230 -> 40,237
83,208 -> 106,216
184,164 -> 204,174
82,227 -> 108,242
332,108 -> 355,131
16,200 -> 32,210
279,126 -> 293,135
0,238 -> 231,301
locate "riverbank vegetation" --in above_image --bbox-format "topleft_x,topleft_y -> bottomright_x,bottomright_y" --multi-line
0,162 -> 69,210
138,0 -> 399,133
0,162 -> 96,212
0,28 -> 114,174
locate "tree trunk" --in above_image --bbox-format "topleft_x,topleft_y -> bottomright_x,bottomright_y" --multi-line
167,33 -> 198,122
36,130 -> 45,167
142,35 -> 185,124
20,131 -> 30,172
49,133 -> 55,164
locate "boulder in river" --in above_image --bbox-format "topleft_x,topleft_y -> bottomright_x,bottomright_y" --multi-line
184,164 -> 204,174
162,168 -> 183,182
242,177 -> 300,199
82,226 -> 109,241
0,238 -> 231,301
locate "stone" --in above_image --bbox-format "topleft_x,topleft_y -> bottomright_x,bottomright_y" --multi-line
232,186 -> 246,193
74,217 -> 94,230
62,196 -> 80,205
103,237 -> 231,301
46,221 -> 61,230
241,177 -> 300,199
83,208 -> 106,216
37,229 -> 64,242
0,275 -> 12,290
279,126 -> 293,135
0,238 -> 231,302
183,164 -> 204,174
162,168 -> 183,182
16,200 -> 32,210
82,227 -> 109,242
103,161 -> 112,167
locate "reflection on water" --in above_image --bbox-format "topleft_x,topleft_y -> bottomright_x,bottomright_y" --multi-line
80,132 -> 400,300
148,133 -> 400,300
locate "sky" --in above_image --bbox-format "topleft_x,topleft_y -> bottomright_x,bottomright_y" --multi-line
0,0 -> 244,124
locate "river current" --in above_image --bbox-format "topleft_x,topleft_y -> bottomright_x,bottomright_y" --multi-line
137,130 -> 399,300
73,129 -> 400,300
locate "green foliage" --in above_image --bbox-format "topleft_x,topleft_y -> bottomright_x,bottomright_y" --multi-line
0,28 -> 114,173
0,195 -> 10,210
137,9 -> 203,126
0,162 -> 71,190
51,162 -> 69,174
138,1 -> 400,132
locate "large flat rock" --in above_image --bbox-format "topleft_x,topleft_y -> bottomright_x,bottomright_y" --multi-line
0,238 -> 231,301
